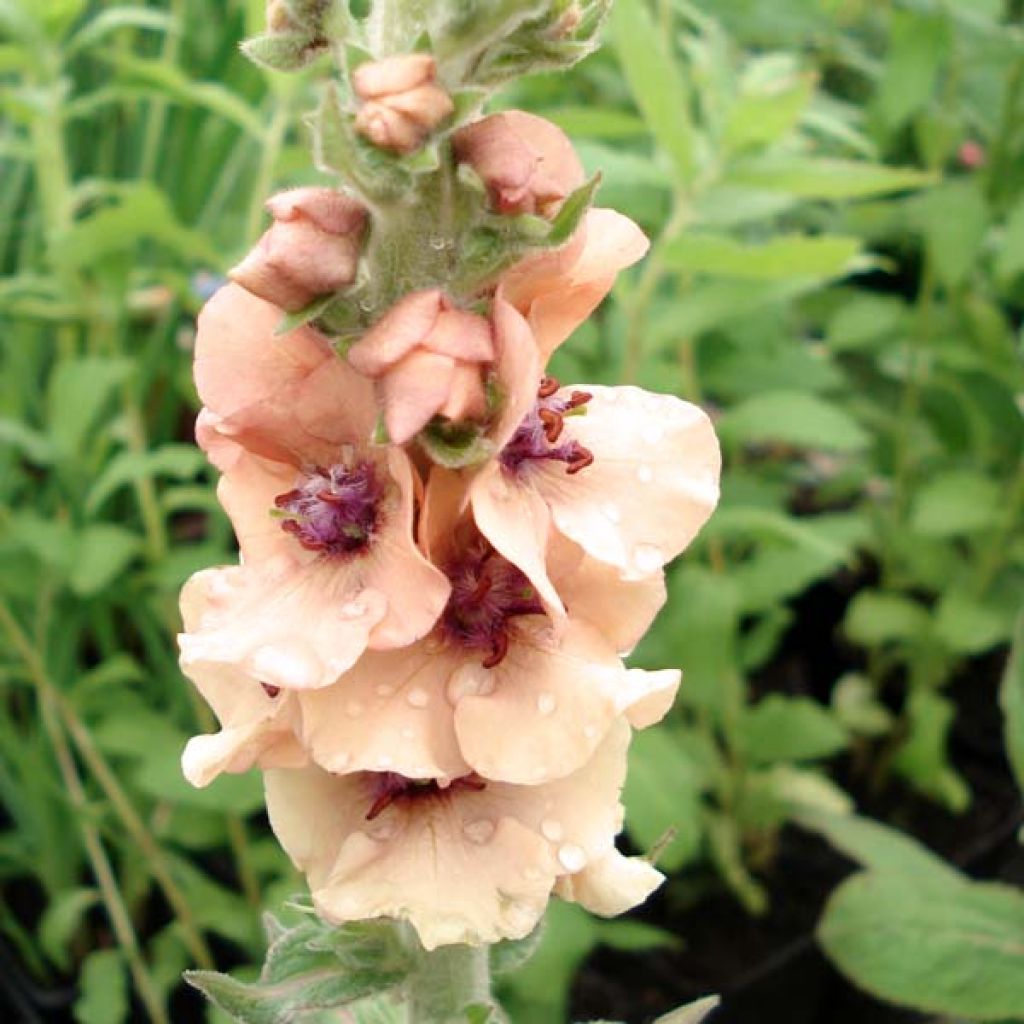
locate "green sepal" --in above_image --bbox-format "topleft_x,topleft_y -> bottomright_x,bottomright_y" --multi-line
489,923 -> 544,975
185,918 -> 412,1024
451,87 -> 489,125
274,293 -> 335,335
418,418 -> 494,469
372,413 -> 391,446
241,31 -> 326,73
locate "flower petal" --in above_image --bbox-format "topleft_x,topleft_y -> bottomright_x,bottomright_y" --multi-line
536,386 -> 720,578
381,349 -> 456,444
346,289 -> 443,377
554,849 -> 664,916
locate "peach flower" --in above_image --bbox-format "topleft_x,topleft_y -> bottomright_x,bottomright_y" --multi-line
353,54 -> 454,154
346,288 -> 503,445
297,525 -> 675,784
264,719 -> 663,949
182,285 -> 450,691
452,111 -> 584,217
501,207 -> 651,358
230,188 -> 367,312
178,570 -> 306,787
459,374 -> 721,609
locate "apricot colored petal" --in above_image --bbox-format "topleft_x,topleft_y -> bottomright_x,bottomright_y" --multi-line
214,447 -> 297,562
380,349 -> 455,444
353,54 -> 435,98
420,466 -> 471,565
621,668 -> 681,730
469,463 -> 563,619
549,536 -> 666,653
194,283 -> 329,419
554,849 -> 664,916
489,293 -> 543,451
536,385 -> 720,578
421,309 -> 495,362
265,187 -> 366,235
452,620 -> 625,784
177,563 -> 388,691
298,642 -> 468,778
363,448 -> 451,648
346,289 -> 443,377
438,361 -> 488,422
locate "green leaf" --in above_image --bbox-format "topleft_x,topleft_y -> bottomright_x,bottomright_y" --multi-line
818,872 -> 1024,1020
874,11 -> 948,130
65,7 -> 174,55
832,674 -> 894,738
738,695 -> 848,764
46,356 -> 132,458
491,924 -> 544,976
794,810 -> 961,882
893,689 -> 970,812
995,195 -> 1024,282
241,31 -> 325,72
624,727 -> 705,871
39,887 -> 98,970
725,70 -> 815,154
934,590 -> 1015,656
1000,615 -> 1024,794
724,158 -> 933,199
662,233 -> 865,280
844,591 -> 931,647
908,469 -> 1001,536
918,180 -> 989,291
68,525 -> 143,597
74,949 -> 128,1024
717,391 -> 869,452
706,811 -> 767,915
610,0 -> 696,186
86,445 -> 206,514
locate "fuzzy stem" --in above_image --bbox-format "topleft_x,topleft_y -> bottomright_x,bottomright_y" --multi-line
405,939 -> 498,1024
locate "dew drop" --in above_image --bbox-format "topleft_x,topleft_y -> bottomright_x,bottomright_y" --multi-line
536,692 -> 557,716
540,819 -> 563,842
340,600 -> 368,619
641,422 -> 664,445
447,664 -> 496,705
375,682 -> 395,697
377,754 -> 393,769
632,543 -> 664,575
406,687 -> 429,708
636,464 -> 654,484
463,818 -> 495,845
400,727 -> 415,740
583,723 -> 598,739
557,843 -> 587,872
345,699 -> 364,718
331,751 -> 351,770
601,502 -> 622,523
429,235 -> 448,251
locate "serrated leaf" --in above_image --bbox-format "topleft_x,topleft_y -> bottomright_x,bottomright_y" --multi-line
818,872 -> 1024,1020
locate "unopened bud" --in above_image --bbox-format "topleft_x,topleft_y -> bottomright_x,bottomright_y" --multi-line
548,2 -> 583,37
453,111 -> 584,217
266,0 -> 298,33
353,55 -> 454,155
230,188 -> 367,312
958,140 -> 986,169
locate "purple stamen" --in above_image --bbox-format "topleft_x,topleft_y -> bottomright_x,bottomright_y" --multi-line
365,772 -> 486,819
500,377 -> 594,475
441,540 -> 545,667
274,460 -> 383,556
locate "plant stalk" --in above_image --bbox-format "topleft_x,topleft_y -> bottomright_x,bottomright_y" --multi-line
405,940 -> 497,1024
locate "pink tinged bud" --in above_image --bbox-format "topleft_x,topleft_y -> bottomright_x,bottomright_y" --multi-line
958,140 -> 986,169
352,55 -> 454,154
453,111 -> 585,218
347,289 -> 495,443
230,188 -> 367,312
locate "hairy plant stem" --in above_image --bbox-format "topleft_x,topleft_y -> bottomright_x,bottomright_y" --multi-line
404,938 -> 497,1023
0,601 -> 169,1024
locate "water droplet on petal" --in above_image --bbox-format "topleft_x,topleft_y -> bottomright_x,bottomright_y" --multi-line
523,866 -> 545,882
463,818 -> 495,845
377,754 -> 393,769
331,751 -> 351,770
636,464 -> 654,484
601,502 -> 621,523
540,819 -> 563,842
345,699 -> 364,718
537,692 -> 557,716
557,843 -> 587,872
340,600 -> 368,619
400,727 -> 415,740
375,682 -> 395,697
406,687 -> 429,708
447,663 -> 496,705
583,723 -> 598,739
632,543 -> 664,574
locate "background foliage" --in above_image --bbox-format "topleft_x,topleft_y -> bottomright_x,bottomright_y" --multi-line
0,0 -> 1022,1021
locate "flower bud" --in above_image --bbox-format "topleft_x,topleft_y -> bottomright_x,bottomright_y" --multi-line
229,188 -> 367,312
265,0 -> 296,33
352,55 -> 454,155
452,111 -> 584,217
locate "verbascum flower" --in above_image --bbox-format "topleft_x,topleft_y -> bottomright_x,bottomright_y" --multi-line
353,54 -> 454,154
230,188 -> 367,311
264,718 -> 663,950
452,111 -> 584,217
346,288 -> 503,444
296,527 -> 676,785
180,285 -> 450,692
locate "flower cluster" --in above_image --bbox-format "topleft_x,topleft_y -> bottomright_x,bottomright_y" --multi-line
180,100 -> 720,951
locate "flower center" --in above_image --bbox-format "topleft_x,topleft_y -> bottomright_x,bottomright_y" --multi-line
440,540 -> 544,667
500,376 -> 594,475
365,772 -> 486,820
274,460 -> 383,556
